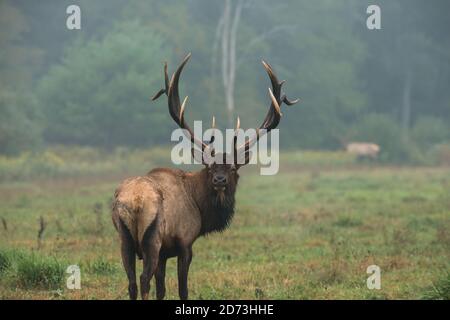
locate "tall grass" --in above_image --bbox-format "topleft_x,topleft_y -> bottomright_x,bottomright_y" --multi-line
0,248 -> 66,290
16,254 -> 65,289
422,272 -> 450,300
0,250 -> 12,274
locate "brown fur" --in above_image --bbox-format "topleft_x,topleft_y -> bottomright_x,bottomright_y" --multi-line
112,164 -> 238,300
112,53 -> 298,300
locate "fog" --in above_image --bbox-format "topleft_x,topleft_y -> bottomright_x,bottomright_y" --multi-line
1,0 -> 449,164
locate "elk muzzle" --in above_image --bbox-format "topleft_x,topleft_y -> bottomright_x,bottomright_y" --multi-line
212,174 -> 228,189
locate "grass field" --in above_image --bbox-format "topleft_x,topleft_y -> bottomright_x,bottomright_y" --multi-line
0,148 -> 449,299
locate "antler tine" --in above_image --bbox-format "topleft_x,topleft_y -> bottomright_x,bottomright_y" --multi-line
179,96 -> 188,124
268,88 -> 282,116
151,62 -> 170,101
232,116 -> 241,148
233,116 -> 241,164
207,116 -> 216,145
282,95 -> 300,106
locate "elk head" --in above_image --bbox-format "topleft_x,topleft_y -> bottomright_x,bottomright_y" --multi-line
151,53 -> 299,198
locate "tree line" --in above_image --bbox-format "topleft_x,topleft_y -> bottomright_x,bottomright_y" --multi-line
1,0 -> 449,163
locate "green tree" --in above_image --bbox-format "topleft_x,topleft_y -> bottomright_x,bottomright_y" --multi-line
38,22 -> 170,148
411,116 -> 449,150
0,1 -> 43,154
356,0 -> 450,137
0,91 -> 42,155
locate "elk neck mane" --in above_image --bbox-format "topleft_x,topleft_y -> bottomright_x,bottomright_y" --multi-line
187,168 -> 237,236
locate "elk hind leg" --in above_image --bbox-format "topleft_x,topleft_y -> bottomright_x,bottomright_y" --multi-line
118,219 -> 137,300
139,220 -> 161,300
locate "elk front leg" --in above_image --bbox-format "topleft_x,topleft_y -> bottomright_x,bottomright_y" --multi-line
177,246 -> 192,300
155,257 -> 167,300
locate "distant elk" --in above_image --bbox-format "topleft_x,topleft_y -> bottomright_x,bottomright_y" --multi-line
346,142 -> 380,160
111,53 -> 299,300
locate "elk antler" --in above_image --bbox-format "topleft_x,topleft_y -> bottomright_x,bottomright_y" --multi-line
234,60 -> 299,165
152,55 -> 298,166
152,53 -> 211,154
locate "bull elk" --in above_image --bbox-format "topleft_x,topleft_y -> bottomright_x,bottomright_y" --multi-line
112,53 -> 299,300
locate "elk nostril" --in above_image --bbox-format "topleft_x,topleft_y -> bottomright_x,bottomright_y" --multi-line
214,176 -> 227,184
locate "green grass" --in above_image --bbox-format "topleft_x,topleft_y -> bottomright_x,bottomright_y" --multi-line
85,257 -> 117,275
15,254 -> 65,290
422,271 -> 450,300
0,250 -> 13,274
0,149 -> 449,299
0,248 -> 65,290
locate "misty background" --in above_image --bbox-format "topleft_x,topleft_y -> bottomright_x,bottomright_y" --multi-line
1,0 -> 449,164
